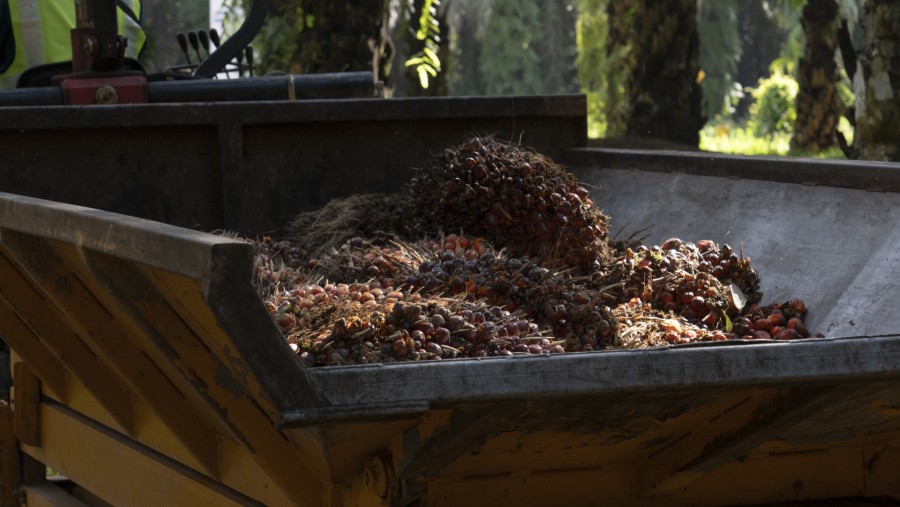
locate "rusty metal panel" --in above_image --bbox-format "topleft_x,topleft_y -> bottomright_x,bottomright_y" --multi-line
0,96 -> 587,235
0,125 -> 223,231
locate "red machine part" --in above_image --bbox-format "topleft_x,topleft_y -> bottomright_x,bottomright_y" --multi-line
60,74 -> 148,105
55,0 -> 148,105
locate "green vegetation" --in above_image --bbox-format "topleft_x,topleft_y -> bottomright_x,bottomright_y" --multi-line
217,0 -> 870,159
701,116 -> 852,157
479,0 -> 543,95
697,0 -> 741,118
747,68 -> 798,138
405,0 -> 443,89
575,0 -> 610,138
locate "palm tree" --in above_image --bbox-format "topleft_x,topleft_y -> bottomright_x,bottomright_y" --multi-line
608,0 -> 705,146
293,0 -> 387,75
853,0 -> 900,161
791,0 -> 841,153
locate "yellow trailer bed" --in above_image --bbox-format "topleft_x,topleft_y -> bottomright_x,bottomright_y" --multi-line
0,96 -> 899,507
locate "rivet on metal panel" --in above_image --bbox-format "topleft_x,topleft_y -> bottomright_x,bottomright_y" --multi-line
362,456 -> 391,499
95,85 -> 119,105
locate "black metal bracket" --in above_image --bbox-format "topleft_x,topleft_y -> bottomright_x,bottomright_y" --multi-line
194,0 -> 268,78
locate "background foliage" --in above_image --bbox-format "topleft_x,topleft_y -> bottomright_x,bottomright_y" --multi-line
211,0 -> 900,158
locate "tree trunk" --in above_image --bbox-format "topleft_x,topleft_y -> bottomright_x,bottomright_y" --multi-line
733,1 -> 785,120
854,0 -> 900,161
608,0 -> 705,146
605,0 -> 639,136
791,0 -> 841,153
295,0 -> 386,75
538,0 -> 579,94
449,0 -> 485,95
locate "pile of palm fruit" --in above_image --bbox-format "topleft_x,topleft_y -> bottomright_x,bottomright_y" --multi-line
249,137 -> 820,367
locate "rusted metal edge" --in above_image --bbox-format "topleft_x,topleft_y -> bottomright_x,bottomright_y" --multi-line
276,400 -> 430,429
303,335 -> 900,412
0,192 -> 246,279
564,147 -> 900,193
0,94 -> 587,130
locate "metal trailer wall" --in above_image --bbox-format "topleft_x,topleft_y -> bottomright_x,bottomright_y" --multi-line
564,148 -> 900,340
0,95 -> 586,235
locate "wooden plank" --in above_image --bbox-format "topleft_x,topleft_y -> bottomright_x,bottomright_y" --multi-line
0,295 -> 66,400
12,363 -> 40,447
0,247 -> 134,434
0,402 -> 21,507
638,386 -> 839,497
143,267 -> 328,506
22,482 -> 91,507
1,233 -> 222,478
80,252 -> 305,507
863,442 -> 900,496
21,400 -> 268,507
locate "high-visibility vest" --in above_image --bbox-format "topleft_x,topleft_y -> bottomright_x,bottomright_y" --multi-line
0,0 -> 146,89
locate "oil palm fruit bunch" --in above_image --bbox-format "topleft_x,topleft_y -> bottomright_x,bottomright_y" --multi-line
312,237 -> 424,289
267,282 -> 561,365
606,238 -> 762,332
402,243 -> 619,351
402,137 -> 613,273
732,299 -> 818,341
252,236 -> 311,300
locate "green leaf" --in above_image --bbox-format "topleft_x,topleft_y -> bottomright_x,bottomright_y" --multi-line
722,311 -> 733,333
423,47 -> 439,65
417,67 -> 430,89
405,56 -> 427,67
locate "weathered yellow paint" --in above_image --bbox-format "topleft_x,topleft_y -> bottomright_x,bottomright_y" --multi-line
0,248 -> 134,433
338,458 -> 392,507
13,362 -> 40,447
22,483 -> 90,507
30,238 -> 222,477
0,243 -> 315,506
37,377 -> 297,507
423,448 -> 866,507
638,390 -> 780,495
863,443 -> 900,496
871,399 -> 900,418
141,267 -> 327,506
390,410 -> 452,477
0,261 -> 66,400
22,401 -> 256,507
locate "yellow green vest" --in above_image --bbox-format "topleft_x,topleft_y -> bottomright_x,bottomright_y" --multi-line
0,0 -> 146,89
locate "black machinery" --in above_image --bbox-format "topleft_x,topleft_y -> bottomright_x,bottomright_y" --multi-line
0,0 -> 376,107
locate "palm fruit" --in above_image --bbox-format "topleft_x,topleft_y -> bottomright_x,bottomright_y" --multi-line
598,239 -> 763,332
292,233 -> 619,352
252,236 -> 311,300
400,242 -> 619,351
402,136 -> 613,273
311,237 -> 425,289
267,281 -> 562,365
241,137 -> 825,364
